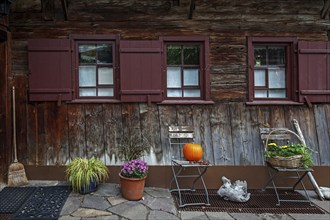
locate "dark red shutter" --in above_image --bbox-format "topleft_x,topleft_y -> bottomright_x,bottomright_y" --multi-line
298,41 -> 330,103
119,40 -> 162,103
28,39 -> 72,102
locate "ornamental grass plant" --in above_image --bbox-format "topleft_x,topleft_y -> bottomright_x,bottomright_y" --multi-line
66,157 -> 109,193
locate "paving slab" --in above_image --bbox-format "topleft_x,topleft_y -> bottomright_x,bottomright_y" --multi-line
288,213 -> 330,220
108,201 -> 149,219
148,210 -> 180,220
107,195 -> 127,206
92,183 -> 120,197
229,212 -> 263,220
82,216 -> 120,220
58,215 -> 81,220
60,196 -> 83,216
205,211 -> 235,220
144,187 -> 172,198
256,213 -> 294,220
142,196 -> 177,215
180,211 -> 209,220
82,194 -> 111,210
72,208 -> 113,218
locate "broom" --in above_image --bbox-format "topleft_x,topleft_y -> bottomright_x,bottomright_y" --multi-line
8,86 -> 28,186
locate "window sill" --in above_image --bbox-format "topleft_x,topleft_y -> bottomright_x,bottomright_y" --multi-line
246,100 -> 303,106
159,100 -> 215,105
70,99 -> 121,104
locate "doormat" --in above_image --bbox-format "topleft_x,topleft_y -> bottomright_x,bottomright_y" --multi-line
172,189 -> 326,214
0,185 -> 71,220
12,185 -> 71,220
0,187 -> 37,214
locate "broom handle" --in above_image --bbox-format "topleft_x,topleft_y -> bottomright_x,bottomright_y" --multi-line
12,86 -> 18,163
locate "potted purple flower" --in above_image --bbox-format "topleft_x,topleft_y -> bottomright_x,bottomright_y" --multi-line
119,159 -> 149,200
116,122 -> 152,201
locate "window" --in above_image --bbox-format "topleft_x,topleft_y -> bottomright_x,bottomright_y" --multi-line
77,43 -> 115,98
162,36 -> 211,102
254,45 -> 287,98
248,37 -> 297,103
166,44 -> 201,98
72,34 -> 119,102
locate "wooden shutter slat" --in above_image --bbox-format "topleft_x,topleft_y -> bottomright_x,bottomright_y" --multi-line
120,90 -> 162,95
28,39 -> 72,102
119,40 -> 163,103
300,90 -> 330,95
120,48 -> 162,53
298,41 -> 330,103
299,49 -> 330,54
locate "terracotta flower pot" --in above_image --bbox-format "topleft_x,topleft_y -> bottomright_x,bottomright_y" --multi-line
119,173 -> 147,201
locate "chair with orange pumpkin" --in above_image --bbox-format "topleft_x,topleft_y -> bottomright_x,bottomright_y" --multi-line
168,126 -> 211,208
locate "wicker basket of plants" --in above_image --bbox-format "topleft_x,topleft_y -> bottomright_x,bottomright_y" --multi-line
264,129 -> 313,169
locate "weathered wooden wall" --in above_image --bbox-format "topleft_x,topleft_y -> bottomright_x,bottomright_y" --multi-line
11,100 -> 330,166
5,0 -> 330,168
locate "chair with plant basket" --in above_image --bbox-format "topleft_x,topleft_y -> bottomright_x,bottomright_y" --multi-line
260,128 -> 314,206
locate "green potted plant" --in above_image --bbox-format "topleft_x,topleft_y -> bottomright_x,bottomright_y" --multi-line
66,157 -> 109,194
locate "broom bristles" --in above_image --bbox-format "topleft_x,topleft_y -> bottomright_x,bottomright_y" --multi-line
8,162 -> 28,187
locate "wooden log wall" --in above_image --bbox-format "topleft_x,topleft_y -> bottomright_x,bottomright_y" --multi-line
5,0 -> 330,167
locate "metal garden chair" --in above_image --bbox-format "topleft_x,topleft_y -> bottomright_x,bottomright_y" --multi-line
168,126 -> 211,208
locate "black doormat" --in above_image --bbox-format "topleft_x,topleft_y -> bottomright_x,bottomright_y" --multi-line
0,185 -> 71,220
172,189 -> 326,214
0,187 -> 37,214
12,185 -> 71,220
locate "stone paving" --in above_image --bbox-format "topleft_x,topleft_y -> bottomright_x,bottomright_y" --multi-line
57,183 -> 330,220
1,181 -> 329,220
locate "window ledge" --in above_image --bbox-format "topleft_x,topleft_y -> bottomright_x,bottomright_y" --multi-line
159,100 -> 214,105
70,99 -> 121,104
246,100 -> 303,106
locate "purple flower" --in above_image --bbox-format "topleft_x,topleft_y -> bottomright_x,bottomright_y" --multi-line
120,159 -> 148,178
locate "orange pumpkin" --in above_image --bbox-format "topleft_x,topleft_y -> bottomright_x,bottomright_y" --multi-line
183,143 -> 203,161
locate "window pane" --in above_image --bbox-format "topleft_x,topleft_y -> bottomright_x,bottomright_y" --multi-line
183,46 -> 200,65
254,46 -> 266,66
184,68 -> 199,86
269,68 -> 285,88
255,90 -> 267,98
98,88 -> 114,96
97,44 -> 112,64
184,89 -> 200,97
79,88 -> 96,96
168,89 -> 182,97
167,67 -> 181,88
167,45 -> 181,65
79,44 -> 96,64
254,70 -> 266,86
98,67 -> 113,85
79,66 -> 96,86
268,46 -> 285,65
269,90 -> 286,98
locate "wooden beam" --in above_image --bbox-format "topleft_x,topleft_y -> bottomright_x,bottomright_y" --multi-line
60,0 -> 68,21
321,0 -> 330,19
188,0 -> 195,19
